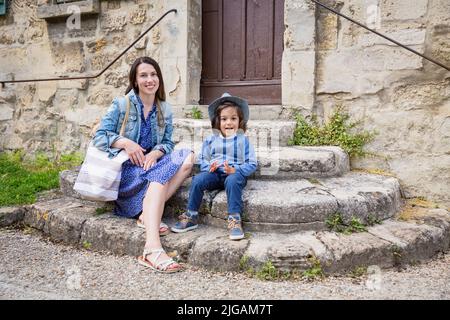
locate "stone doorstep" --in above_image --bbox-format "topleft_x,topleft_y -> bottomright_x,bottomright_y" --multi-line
172,119 -> 297,147
4,197 -> 450,275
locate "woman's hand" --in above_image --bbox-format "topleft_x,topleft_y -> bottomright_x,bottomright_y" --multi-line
209,160 -> 220,173
143,150 -> 164,171
224,161 -> 236,175
122,139 -> 146,167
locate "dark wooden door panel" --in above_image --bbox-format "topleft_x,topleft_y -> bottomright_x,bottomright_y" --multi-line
274,0 -> 284,78
246,0 -> 272,80
202,1 -> 219,80
222,0 -> 245,81
201,0 -> 284,104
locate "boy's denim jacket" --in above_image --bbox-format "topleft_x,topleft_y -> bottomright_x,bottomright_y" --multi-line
92,89 -> 175,158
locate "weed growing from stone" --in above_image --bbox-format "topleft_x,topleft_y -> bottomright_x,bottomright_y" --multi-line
350,266 -> 368,278
240,258 -> 293,281
288,107 -> 376,157
0,150 -> 82,206
255,261 -> 292,281
82,241 -> 92,250
307,178 -> 321,185
189,106 -> 203,119
325,212 -> 370,234
367,214 -> 382,226
95,207 -> 109,215
302,256 -> 324,280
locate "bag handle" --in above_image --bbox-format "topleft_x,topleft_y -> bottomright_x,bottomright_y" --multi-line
119,95 -> 131,136
90,95 -> 131,138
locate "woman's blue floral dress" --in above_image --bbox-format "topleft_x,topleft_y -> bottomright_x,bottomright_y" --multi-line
114,101 -> 191,218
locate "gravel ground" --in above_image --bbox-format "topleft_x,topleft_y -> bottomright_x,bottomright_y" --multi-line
1,227 -> 449,300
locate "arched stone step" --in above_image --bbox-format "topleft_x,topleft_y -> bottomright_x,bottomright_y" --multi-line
6,197 -> 449,275
59,145 -> 350,201
166,172 -> 402,232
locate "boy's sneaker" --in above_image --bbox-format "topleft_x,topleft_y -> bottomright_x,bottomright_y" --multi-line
228,215 -> 244,240
171,212 -> 199,233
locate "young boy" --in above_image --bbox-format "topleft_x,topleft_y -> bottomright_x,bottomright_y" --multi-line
171,93 -> 257,240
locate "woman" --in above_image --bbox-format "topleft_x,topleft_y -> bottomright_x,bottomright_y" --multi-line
93,57 -> 194,273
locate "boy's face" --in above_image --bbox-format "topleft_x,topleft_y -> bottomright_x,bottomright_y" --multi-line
219,106 -> 240,137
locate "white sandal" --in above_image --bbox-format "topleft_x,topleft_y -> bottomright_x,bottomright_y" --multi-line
137,248 -> 182,273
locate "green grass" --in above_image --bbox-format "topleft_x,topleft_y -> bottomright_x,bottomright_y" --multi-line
288,107 -> 376,157
0,150 -> 82,206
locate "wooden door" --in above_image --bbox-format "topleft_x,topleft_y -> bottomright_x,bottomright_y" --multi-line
201,0 -> 284,104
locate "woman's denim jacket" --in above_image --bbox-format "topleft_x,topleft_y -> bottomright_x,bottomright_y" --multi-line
92,89 -> 175,158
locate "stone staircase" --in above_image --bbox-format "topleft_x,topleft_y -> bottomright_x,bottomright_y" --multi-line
2,111 -> 450,276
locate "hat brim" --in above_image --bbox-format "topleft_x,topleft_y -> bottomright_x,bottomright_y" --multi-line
208,96 -> 249,123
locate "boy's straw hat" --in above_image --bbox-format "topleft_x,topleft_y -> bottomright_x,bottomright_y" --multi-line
208,92 -> 249,123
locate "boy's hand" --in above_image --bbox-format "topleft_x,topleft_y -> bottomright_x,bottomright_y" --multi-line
224,161 -> 236,175
209,160 -> 220,173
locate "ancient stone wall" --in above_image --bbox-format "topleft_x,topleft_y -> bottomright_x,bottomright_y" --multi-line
0,0 -> 200,154
283,0 -> 450,206
0,0 -> 449,206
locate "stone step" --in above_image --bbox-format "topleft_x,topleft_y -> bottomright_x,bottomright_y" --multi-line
174,143 -> 350,179
166,172 -> 403,232
172,118 -> 297,147
6,197 -> 449,275
60,170 -> 401,231
174,105 -> 297,121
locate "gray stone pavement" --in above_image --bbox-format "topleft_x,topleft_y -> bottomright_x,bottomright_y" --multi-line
1,228 -> 449,300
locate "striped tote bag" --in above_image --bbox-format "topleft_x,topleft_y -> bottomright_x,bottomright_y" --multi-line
73,143 -> 129,201
73,96 -> 130,201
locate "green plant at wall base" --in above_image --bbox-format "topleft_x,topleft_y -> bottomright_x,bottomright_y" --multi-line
190,106 -> 203,119
288,107 -> 376,157
0,151 -> 82,206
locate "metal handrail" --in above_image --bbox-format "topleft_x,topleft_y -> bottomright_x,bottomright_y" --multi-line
311,0 -> 450,72
0,8 -> 177,87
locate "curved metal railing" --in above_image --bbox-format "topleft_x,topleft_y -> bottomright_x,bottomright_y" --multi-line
0,8 -> 177,87
310,0 -> 449,72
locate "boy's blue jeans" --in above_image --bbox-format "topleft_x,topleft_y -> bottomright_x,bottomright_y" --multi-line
187,171 -> 248,214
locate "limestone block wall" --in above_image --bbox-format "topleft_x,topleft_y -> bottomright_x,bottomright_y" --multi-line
0,0 -> 201,154
0,0 -> 449,207
283,0 -> 449,206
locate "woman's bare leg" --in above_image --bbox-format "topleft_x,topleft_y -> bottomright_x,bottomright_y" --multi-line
137,152 -> 194,224
141,181 -> 179,269
164,152 -> 195,201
